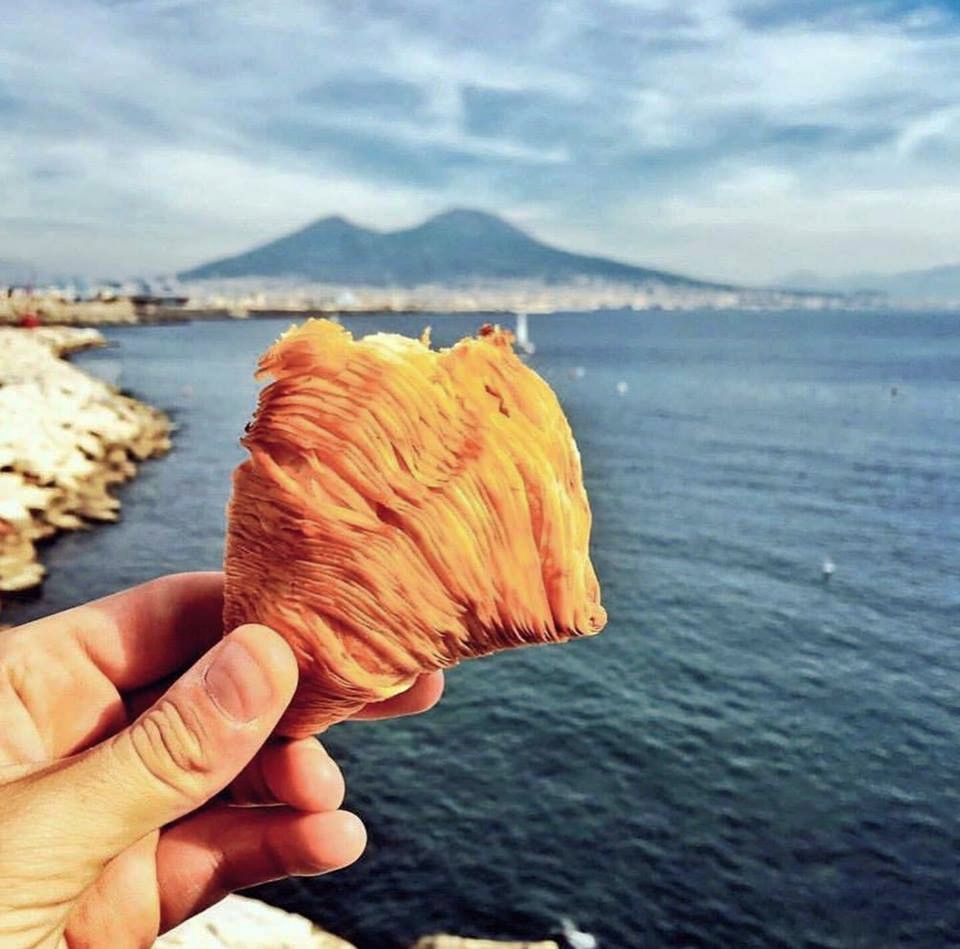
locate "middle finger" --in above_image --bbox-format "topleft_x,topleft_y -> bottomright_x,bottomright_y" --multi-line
227,737 -> 344,811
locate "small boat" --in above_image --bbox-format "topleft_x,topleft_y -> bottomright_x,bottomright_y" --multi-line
821,558 -> 835,581
616,380 -> 629,396
515,311 -> 536,355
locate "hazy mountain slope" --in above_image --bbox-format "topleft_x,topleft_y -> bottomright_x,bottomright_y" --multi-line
780,263 -> 960,302
180,208 -> 729,288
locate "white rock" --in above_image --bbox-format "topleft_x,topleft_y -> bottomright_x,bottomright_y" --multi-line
0,327 -> 171,602
154,895 -> 356,949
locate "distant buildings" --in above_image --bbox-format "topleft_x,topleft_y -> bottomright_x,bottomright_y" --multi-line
0,275 -> 912,326
171,275 -> 889,316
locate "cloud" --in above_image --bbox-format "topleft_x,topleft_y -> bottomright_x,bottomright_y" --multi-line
298,77 -> 428,119
0,0 -> 959,280
647,179 -> 960,283
895,105 -> 960,157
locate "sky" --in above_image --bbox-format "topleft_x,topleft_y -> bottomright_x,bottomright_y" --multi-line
2,0 -> 960,284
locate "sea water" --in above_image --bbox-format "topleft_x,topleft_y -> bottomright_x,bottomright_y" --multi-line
6,310 -> 960,947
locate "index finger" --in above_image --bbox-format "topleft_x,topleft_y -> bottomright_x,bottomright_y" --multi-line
5,572 -> 224,693
347,671 -> 445,721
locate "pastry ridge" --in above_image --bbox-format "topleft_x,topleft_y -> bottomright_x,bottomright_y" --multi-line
224,318 -> 606,736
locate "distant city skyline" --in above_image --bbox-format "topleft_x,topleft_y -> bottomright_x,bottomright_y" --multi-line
2,0 -> 959,284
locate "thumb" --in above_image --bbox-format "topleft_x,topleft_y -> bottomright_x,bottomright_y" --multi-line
30,624 -> 299,869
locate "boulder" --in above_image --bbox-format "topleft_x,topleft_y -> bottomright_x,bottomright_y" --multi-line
154,895 -> 355,949
0,327 -> 171,609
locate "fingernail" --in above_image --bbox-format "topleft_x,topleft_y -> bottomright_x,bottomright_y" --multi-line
204,638 -> 273,723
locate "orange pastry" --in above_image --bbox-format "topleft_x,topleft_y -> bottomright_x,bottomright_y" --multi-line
224,319 -> 605,736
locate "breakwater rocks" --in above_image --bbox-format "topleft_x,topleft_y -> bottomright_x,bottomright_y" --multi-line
0,293 -> 138,325
155,895 -> 560,949
0,326 -> 171,610
154,895 -> 355,948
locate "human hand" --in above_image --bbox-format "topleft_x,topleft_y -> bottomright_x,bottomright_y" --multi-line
0,572 -> 443,947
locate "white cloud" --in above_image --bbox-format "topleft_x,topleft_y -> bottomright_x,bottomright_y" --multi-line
0,0 -> 958,281
596,180 -> 960,283
895,106 -> 960,157
695,29 -> 907,113
630,90 -> 682,149
712,166 -> 798,202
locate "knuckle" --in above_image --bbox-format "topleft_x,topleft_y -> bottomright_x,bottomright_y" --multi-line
127,698 -> 213,799
0,648 -> 59,764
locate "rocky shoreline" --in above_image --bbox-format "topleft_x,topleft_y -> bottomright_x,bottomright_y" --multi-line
155,895 -> 559,949
0,326 -> 171,613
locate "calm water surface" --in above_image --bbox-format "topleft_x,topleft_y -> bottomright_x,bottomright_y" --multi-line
7,310 -> 960,948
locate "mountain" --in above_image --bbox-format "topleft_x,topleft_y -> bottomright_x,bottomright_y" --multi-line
780,263 -> 960,303
867,263 -> 960,302
179,209 -> 728,288
777,270 -> 844,292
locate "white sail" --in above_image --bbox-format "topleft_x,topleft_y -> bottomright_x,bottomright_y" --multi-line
515,311 -> 535,354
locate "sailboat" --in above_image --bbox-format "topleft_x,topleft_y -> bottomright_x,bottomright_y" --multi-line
515,311 -> 536,355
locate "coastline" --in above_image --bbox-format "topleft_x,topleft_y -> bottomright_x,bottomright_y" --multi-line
154,894 -> 561,949
0,275 -> 891,330
0,326 -> 171,615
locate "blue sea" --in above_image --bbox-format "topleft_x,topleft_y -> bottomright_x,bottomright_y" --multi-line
6,310 -> 960,948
